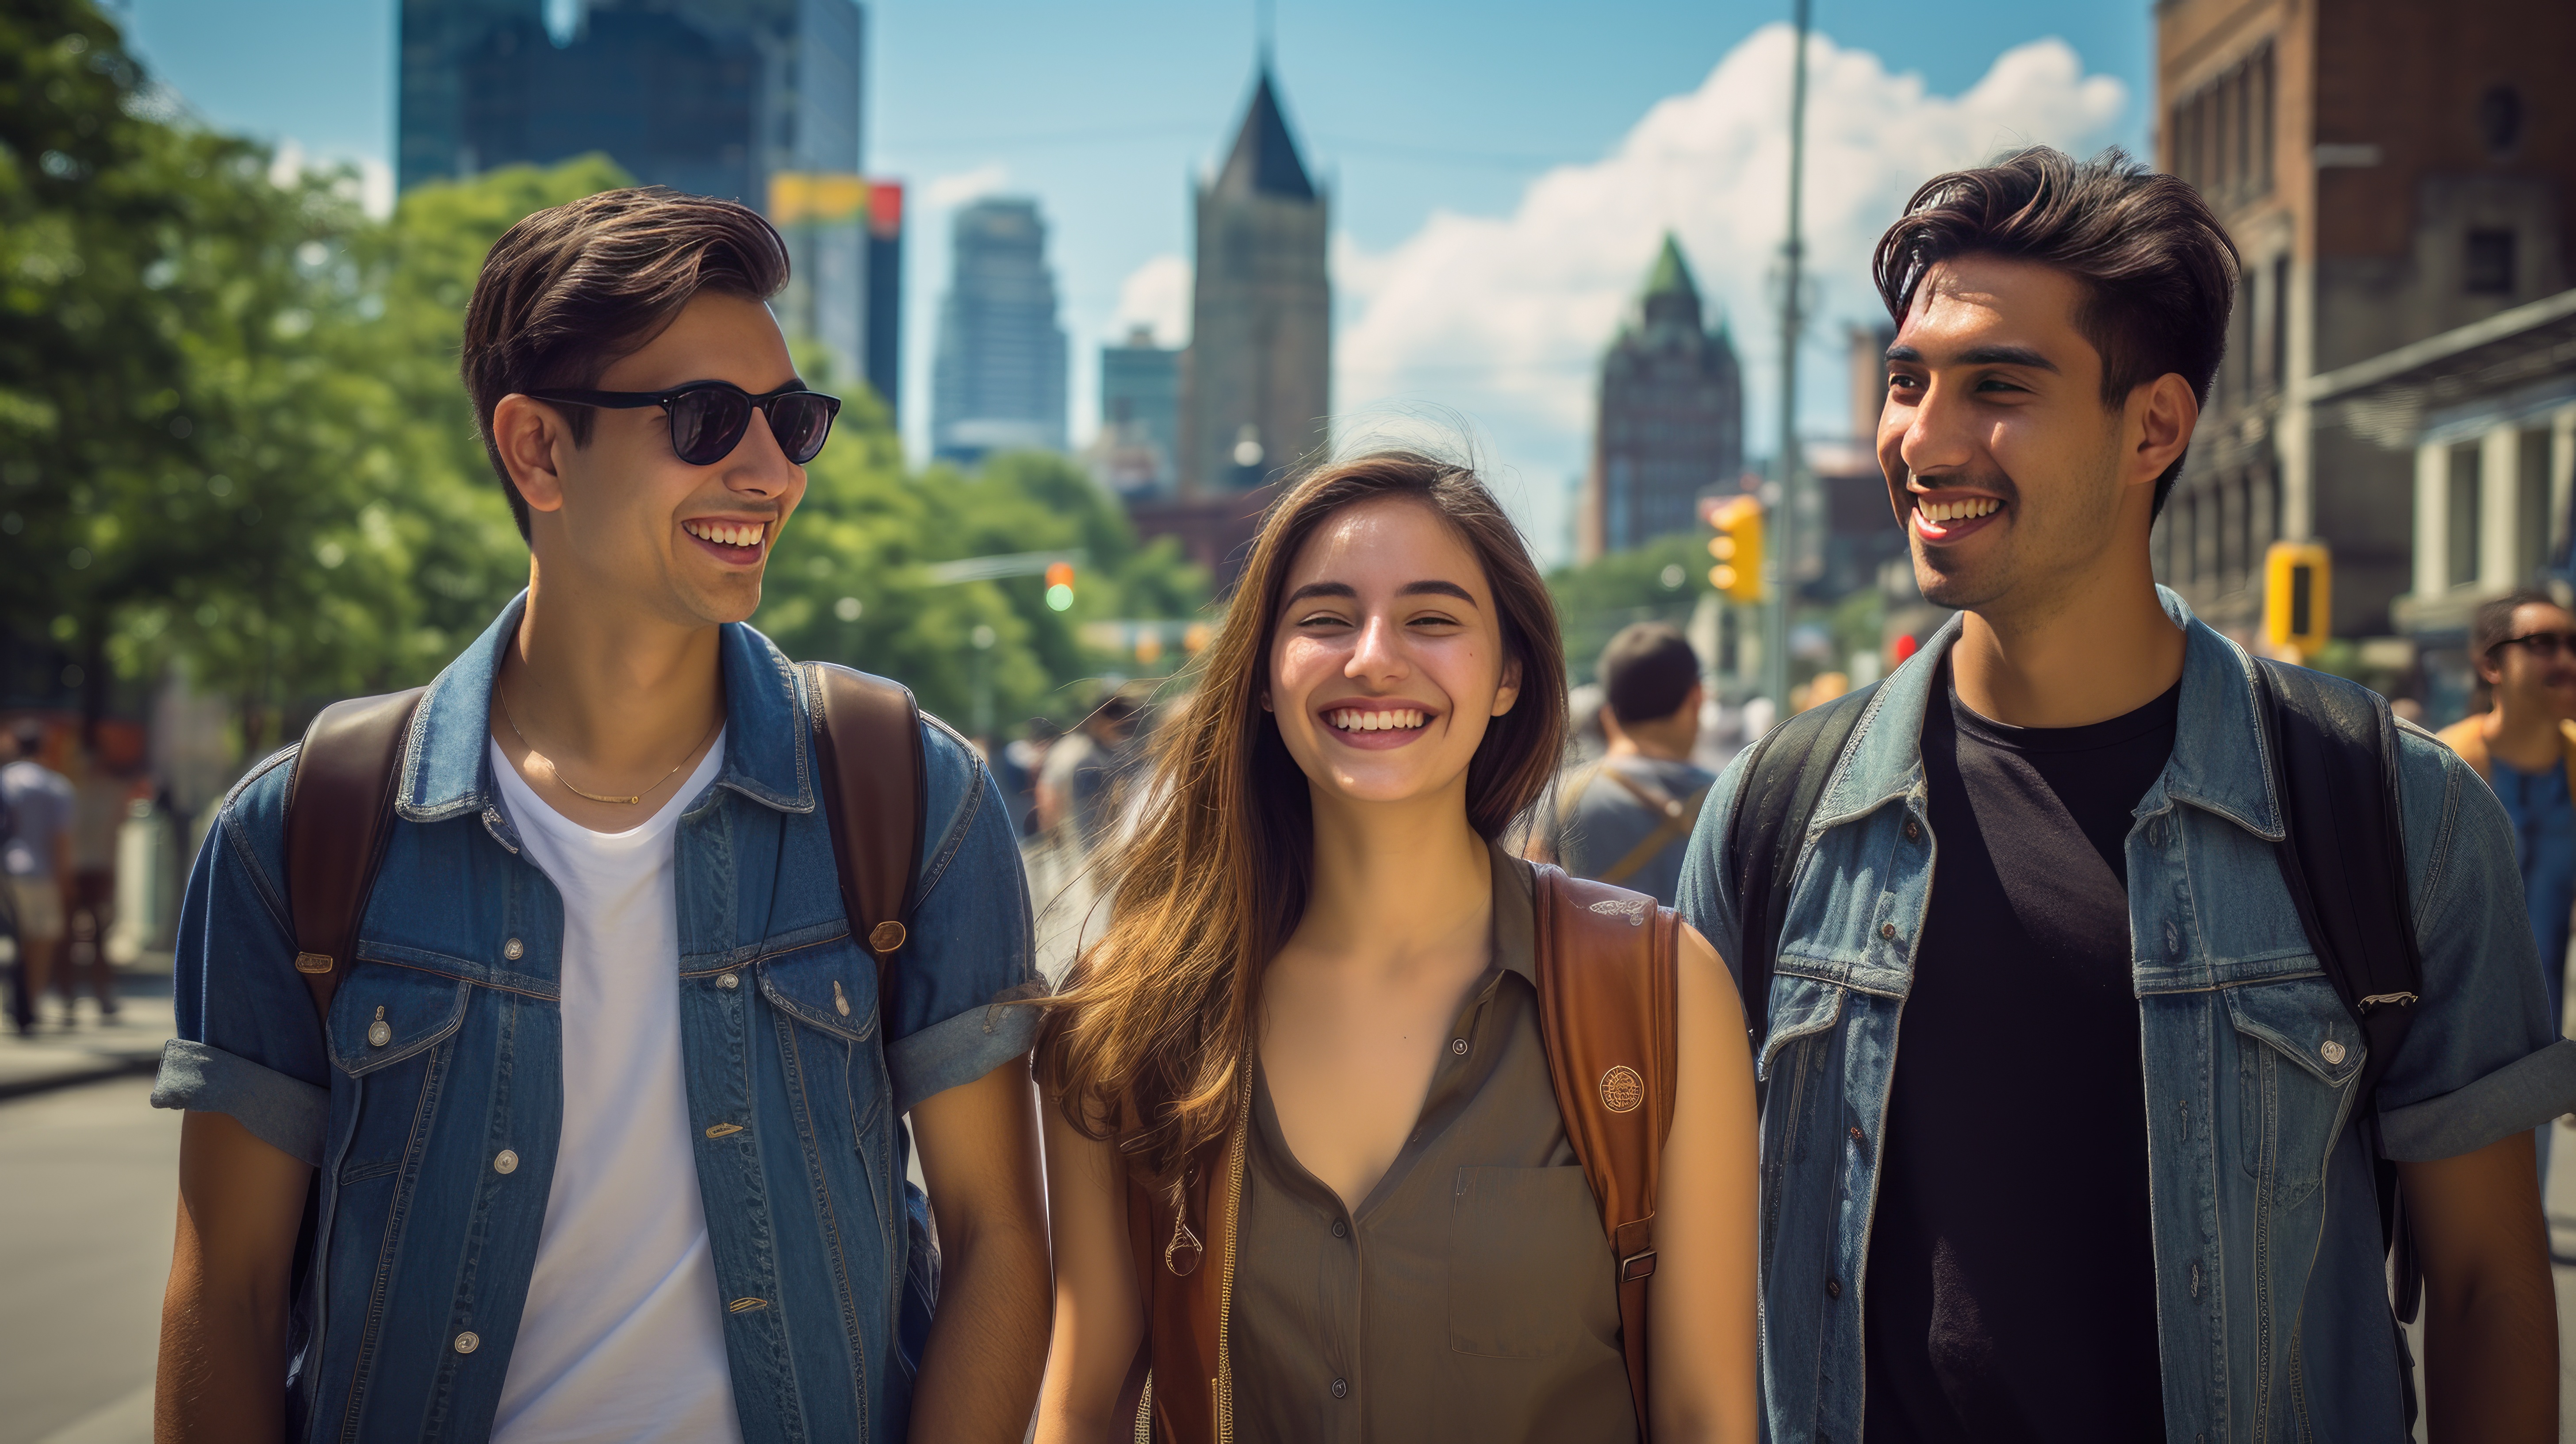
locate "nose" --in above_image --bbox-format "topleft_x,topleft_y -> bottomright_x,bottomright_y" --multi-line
721,407 -> 801,498
1345,612 -> 1409,685
1894,374 -> 1977,484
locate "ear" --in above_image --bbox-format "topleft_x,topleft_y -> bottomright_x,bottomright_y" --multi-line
1491,654 -> 1523,717
491,395 -> 573,516
2476,650 -> 2505,687
2125,373 -> 2198,493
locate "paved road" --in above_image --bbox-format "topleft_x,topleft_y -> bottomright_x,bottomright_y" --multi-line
6,1085 -> 2576,1441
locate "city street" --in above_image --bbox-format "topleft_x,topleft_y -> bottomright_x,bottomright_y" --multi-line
4,1049 -> 2576,1441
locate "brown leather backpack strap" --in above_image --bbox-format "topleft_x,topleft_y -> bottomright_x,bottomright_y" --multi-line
282,688 -> 426,1024
802,662 -> 927,1009
1529,864 -> 1680,1440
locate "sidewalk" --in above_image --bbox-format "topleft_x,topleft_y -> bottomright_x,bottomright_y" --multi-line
0,970 -> 173,1102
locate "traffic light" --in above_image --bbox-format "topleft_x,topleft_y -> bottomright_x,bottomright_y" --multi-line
1703,495 -> 1766,603
1044,560 -> 1076,612
2263,541 -> 2331,657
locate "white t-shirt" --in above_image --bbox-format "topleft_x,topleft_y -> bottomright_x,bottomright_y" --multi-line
489,735 -> 744,1444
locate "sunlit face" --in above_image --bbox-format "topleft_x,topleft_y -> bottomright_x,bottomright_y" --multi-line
1265,496 -> 1522,808
2481,601 -> 2576,719
522,291 -> 809,626
1878,254 -> 2134,614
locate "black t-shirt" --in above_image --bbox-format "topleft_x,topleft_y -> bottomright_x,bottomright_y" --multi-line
1862,657 -> 2179,1443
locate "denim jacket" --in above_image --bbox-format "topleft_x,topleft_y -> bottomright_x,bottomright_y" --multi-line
1677,590 -> 2576,1444
151,597 -> 1042,1443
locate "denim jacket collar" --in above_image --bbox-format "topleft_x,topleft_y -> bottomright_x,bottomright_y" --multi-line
395,592 -> 818,826
1823,584 -> 2284,841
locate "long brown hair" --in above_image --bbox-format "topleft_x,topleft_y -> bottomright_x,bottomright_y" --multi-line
1040,451 -> 1567,1190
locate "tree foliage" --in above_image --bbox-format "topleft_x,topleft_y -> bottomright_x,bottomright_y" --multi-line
4,0 -> 1207,761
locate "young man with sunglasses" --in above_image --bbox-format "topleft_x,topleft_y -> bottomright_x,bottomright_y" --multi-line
2438,590 -> 2576,1194
1680,150 -> 2571,1442
151,189 -> 1049,1443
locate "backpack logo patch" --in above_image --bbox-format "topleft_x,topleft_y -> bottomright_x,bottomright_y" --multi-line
1600,1064 -> 1644,1113
1588,898 -> 1649,927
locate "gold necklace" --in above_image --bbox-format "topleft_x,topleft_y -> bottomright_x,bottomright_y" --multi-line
496,686 -> 721,806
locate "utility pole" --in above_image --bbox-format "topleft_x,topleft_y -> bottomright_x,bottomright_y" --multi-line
1764,0 -> 1813,718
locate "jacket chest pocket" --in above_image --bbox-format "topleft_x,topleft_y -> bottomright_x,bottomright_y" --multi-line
2227,975 -> 2363,1210
1757,972 -> 1847,1163
326,965 -> 474,1185
757,940 -> 886,1144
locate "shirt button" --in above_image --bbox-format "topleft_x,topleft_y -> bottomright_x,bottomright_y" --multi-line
1449,1037 -> 1468,1056
502,937 -> 524,961
1826,1277 -> 1842,1299
1331,1219 -> 1348,1239
453,1330 -> 480,1354
493,1149 -> 518,1175
716,972 -> 740,989
1330,1378 -> 1349,1399
1878,922 -> 1896,940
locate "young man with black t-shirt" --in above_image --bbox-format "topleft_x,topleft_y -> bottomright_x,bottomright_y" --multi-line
1679,149 -> 2572,1442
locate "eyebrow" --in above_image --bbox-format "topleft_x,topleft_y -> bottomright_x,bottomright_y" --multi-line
1281,580 -> 1480,606
1885,342 -> 2060,374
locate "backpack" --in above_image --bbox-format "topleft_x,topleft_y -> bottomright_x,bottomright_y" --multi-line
1117,863 -> 1679,1444
1725,657 -> 2426,1406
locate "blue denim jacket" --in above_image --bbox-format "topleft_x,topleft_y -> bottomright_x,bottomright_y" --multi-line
151,597 -> 1042,1444
1677,590 -> 2576,1444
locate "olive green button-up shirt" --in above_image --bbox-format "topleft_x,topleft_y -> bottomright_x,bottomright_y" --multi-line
1230,851 -> 1635,1444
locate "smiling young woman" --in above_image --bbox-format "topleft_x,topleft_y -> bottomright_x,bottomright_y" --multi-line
1034,452 -> 1758,1444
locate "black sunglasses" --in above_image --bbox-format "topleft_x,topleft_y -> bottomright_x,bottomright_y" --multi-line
524,381 -> 842,466
2495,630 -> 2576,661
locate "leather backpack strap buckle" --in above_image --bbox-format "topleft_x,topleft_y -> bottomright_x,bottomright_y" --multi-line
1619,1249 -> 1659,1282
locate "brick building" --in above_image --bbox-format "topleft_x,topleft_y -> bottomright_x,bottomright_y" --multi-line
2152,0 -> 2576,639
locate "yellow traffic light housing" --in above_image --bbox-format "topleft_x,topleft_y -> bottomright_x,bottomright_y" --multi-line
1703,495 -> 1766,603
2263,541 -> 2331,658
1044,560 -> 1076,612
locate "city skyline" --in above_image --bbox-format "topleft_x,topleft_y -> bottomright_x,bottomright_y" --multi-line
112,0 -> 2147,563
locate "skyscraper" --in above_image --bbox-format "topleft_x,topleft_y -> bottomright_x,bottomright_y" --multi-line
1579,236 -> 1744,560
1091,327 -> 1182,497
1178,67 -> 1330,493
397,0 -> 874,380
931,198 -> 1069,462
864,180 -> 903,419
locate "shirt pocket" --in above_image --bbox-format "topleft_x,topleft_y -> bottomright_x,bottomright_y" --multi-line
2226,974 -> 2364,1210
1447,1165 -> 1616,1358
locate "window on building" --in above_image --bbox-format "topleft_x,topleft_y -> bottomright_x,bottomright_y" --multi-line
2448,442 -> 2484,588
2519,429 -> 2553,579
2466,230 -> 2516,295
2255,46 -> 2275,194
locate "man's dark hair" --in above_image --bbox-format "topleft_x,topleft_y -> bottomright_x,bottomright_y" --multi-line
461,187 -> 792,540
1599,622 -> 1699,726
1871,147 -> 2240,514
2472,588 -> 2564,661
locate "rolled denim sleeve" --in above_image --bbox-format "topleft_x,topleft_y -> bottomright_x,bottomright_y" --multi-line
2376,729 -> 2576,1161
149,750 -> 335,1167
1675,746 -> 1756,991
883,721 -> 1045,1116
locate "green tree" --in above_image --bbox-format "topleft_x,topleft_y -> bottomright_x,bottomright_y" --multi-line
1547,534 -> 1713,684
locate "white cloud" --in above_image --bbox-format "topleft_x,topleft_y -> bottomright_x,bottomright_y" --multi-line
923,162 -> 1012,211
1111,254 -> 1191,348
1334,25 -> 2127,562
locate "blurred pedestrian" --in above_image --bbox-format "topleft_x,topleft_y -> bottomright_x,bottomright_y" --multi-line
1036,693 -> 1140,854
2,719 -> 73,1036
2434,589 -> 2576,1192
1529,622 -> 1714,906
65,741 -> 132,1025
999,716 -> 1061,837
1679,147 -> 2568,1441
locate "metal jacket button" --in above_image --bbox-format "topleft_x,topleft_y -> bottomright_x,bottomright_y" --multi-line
454,1330 -> 480,1354
502,937 -> 524,961
1878,922 -> 1896,940
832,979 -> 851,1016
2320,1039 -> 2346,1065
494,1149 -> 518,1175
1903,819 -> 1920,841
1826,1277 -> 1842,1298
715,972 -> 739,989
366,1006 -> 391,1048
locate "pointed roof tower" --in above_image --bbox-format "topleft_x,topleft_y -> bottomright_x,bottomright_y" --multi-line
1639,232 -> 1706,334
1215,68 -> 1316,201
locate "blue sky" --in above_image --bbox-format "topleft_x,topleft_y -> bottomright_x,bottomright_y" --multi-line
107,0 -> 2150,558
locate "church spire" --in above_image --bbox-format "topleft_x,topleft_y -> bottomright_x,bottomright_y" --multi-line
1216,67 -> 1315,201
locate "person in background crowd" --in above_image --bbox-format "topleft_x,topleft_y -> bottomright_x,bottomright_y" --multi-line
65,741 -> 132,1025
2435,588 -> 2576,1194
1000,717 -> 1062,837
1529,623 -> 1716,906
1037,692 -> 1141,854
1034,451 -> 1757,1444
1680,147 -> 2569,1442
2,720 -> 74,1036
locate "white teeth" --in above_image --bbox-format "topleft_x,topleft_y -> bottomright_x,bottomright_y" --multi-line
1329,708 -> 1423,731
687,521 -> 765,547
1919,498 -> 1996,524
